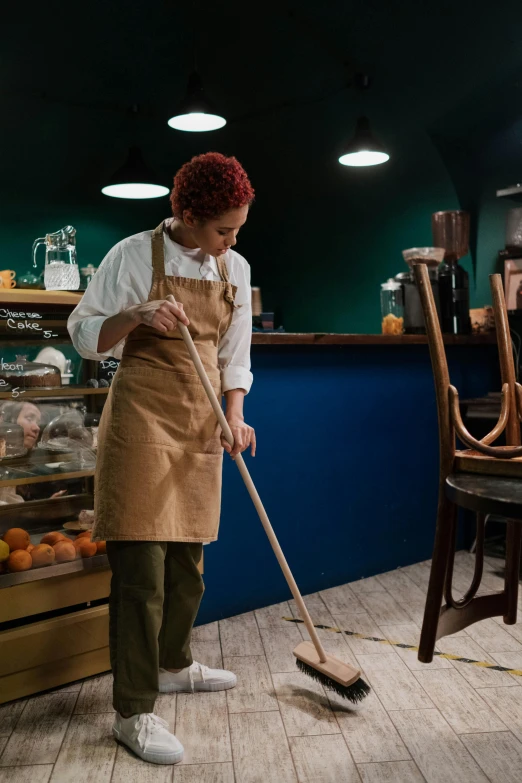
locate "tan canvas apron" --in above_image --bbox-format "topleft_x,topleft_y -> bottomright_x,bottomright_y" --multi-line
92,221 -> 237,543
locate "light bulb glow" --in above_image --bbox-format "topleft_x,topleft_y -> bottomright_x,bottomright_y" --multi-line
102,183 -> 170,200
168,112 -> 227,132
339,150 -> 390,167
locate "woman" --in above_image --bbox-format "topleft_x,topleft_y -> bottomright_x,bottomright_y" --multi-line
2,400 -> 41,451
0,401 -> 69,503
68,152 -> 256,765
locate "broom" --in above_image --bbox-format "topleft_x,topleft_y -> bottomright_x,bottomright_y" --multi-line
167,295 -> 370,704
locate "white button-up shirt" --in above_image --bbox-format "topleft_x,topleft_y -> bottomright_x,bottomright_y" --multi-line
68,225 -> 253,393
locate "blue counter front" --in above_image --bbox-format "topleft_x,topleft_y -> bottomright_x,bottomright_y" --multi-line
198,334 -> 500,624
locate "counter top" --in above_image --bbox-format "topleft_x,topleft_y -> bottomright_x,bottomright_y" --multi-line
251,332 -> 497,345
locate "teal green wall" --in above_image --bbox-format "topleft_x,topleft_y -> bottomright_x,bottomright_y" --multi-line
5,2 -> 522,336
1,96 -> 459,336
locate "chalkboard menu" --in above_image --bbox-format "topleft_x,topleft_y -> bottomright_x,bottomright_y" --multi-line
97,359 -> 120,384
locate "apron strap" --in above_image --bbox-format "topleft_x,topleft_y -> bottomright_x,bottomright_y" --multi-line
151,222 -> 166,281
216,256 -> 230,283
216,256 -> 236,306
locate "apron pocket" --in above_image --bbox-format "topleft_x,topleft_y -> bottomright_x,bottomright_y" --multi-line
111,366 -> 222,453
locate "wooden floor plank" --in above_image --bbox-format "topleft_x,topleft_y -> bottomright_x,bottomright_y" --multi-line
50,713 -> 116,783
466,618 -> 522,654
461,731 -> 522,783
390,709 -> 489,783
111,744 -> 174,783
191,621 -> 220,642
357,592 -> 411,626
254,601 -> 293,629
0,701 -> 26,738
260,627 -> 303,673
174,763 -> 235,783
355,654 -> 433,711
333,613 -> 395,656
229,711 -> 297,783
414,669 -> 507,734
272,672 -> 340,737
319,584 -> 366,615
191,640 -> 223,671
478,686 -> 522,743
357,760 -> 425,783
0,693 -> 77,766
379,624 -> 452,672
0,767 -> 54,783
329,690 -> 410,764
435,635 -> 518,688
176,692 -> 231,765
224,655 -> 278,714
290,735 -> 361,782
219,613 -> 264,657
74,674 -> 113,714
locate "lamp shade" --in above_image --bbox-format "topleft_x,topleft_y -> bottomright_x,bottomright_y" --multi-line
102,147 -> 169,199
338,116 -> 390,167
168,72 -> 226,132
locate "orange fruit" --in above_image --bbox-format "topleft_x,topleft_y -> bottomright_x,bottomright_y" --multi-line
31,543 -> 56,568
96,541 -> 107,554
76,530 -> 92,540
26,544 -> 34,553
8,549 -> 32,572
53,540 -> 77,563
75,539 -> 97,558
3,528 -> 30,551
41,531 -> 66,546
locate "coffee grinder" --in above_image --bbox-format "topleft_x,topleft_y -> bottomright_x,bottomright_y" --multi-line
432,210 -> 471,335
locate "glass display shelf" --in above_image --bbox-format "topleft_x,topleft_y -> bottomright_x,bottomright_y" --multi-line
0,387 -> 109,399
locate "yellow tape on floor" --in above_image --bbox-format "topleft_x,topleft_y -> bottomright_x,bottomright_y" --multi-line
283,617 -> 522,677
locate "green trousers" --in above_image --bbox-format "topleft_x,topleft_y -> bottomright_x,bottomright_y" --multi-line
106,541 -> 204,715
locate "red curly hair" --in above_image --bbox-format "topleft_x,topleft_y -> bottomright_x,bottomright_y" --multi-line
170,152 -> 254,221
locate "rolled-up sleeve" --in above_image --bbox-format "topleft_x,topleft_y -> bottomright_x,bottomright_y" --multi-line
67,243 -> 145,361
218,258 -> 253,394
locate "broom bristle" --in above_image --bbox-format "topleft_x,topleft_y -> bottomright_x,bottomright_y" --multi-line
295,657 -> 371,704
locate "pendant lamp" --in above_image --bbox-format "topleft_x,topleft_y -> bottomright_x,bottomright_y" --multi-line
102,147 -> 169,200
168,72 -> 226,132
338,116 -> 390,167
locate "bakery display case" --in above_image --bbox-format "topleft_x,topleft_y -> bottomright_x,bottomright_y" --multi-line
0,289 -> 111,704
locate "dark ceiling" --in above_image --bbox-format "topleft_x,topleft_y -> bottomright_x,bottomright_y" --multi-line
4,0 -> 522,197
3,0 -> 522,330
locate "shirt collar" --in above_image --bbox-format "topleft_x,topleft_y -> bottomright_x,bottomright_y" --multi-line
164,228 -> 219,279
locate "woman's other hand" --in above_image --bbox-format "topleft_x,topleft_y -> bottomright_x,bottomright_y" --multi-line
137,300 -> 190,333
222,416 -> 256,459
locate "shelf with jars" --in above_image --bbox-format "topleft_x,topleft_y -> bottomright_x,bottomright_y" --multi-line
0,289 -> 112,704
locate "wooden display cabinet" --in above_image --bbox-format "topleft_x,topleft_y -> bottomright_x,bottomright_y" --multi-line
0,290 -> 111,703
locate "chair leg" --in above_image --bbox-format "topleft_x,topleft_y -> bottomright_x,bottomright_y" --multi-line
503,520 -> 522,625
418,492 -> 457,663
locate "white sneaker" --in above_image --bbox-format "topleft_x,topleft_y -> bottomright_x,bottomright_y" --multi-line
159,661 -> 237,693
112,712 -> 184,765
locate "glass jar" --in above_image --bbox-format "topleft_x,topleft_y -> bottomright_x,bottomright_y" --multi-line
39,410 -> 96,469
381,280 -> 404,335
0,356 -> 61,390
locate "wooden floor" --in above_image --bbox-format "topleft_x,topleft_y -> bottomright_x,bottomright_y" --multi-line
2,551 -> 522,782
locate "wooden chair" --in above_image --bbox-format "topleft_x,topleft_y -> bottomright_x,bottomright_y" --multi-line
414,263 -> 522,663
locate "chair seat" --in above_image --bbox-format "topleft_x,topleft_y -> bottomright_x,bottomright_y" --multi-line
446,473 -> 522,520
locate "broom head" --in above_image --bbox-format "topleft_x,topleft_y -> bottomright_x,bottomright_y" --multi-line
293,641 -> 370,704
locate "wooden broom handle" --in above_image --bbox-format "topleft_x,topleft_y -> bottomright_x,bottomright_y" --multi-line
167,295 -> 327,662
